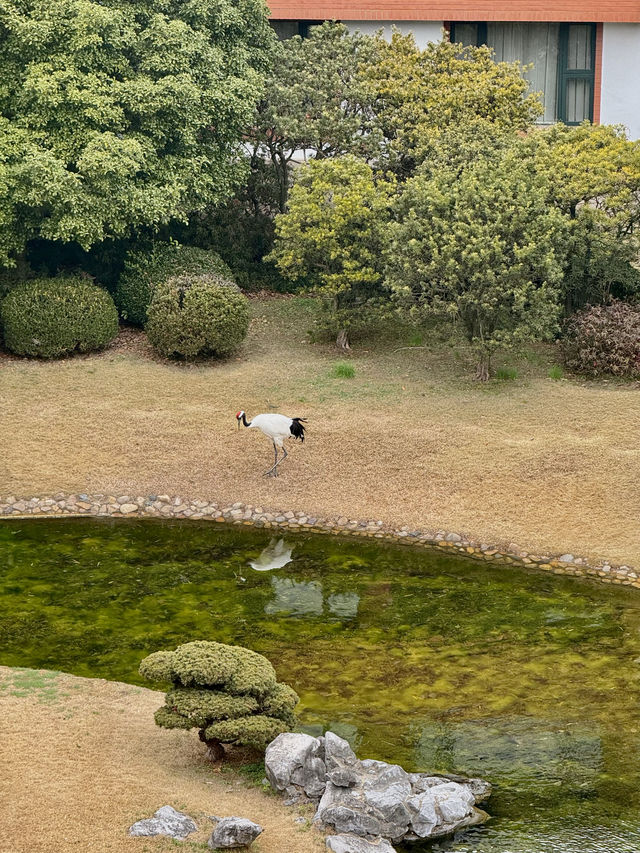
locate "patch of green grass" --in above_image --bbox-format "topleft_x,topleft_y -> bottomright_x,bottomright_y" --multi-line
331,361 -> 355,379
220,760 -> 274,794
233,760 -> 267,785
406,331 -> 424,348
495,366 -> 518,382
0,667 -> 63,703
548,365 -> 564,380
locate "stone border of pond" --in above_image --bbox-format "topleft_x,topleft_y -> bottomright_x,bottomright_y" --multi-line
1,492 -> 637,589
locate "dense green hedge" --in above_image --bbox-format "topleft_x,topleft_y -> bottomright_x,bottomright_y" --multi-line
146,272 -> 249,359
115,243 -> 233,326
0,276 -> 119,358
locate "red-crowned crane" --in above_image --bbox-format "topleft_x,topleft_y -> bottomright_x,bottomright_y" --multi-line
236,411 -> 307,477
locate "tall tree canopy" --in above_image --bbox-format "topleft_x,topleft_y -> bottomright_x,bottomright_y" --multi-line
248,22 -> 382,213
0,0 -> 273,266
386,148 -> 568,379
361,31 -> 542,176
525,124 -> 640,310
268,155 -> 394,348
247,24 -> 541,210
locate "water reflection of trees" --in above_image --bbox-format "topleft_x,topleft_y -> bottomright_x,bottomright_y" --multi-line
264,577 -> 359,619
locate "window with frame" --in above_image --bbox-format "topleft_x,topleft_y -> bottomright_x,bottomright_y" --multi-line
270,20 -> 321,40
450,22 -> 596,124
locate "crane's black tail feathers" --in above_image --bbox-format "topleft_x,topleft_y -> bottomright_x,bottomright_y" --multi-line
290,417 -> 307,442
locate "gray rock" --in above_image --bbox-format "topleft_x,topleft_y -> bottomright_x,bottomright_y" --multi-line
265,732 -> 319,791
316,782 -> 392,839
292,755 -> 328,799
267,730 -> 490,845
432,782 -> 475,825
315,754 -> 486,844
326,834 -> 397,853
325,731 -> 359,787
208,817 -> 263,848
407,790 -> 438,838
128,805 -> 197,839
315,760 -> 413,842
408,772 -> 491,803
284,784 -> 310,806
405,783 -> 482,841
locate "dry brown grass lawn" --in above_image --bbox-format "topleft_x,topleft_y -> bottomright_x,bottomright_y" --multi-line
1,295 -> 639,567
0,666 -> 324,853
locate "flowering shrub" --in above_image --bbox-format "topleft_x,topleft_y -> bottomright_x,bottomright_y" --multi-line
562,301 -> 640,378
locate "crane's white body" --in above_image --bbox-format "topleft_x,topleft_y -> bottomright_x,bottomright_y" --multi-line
236,410 -> 306,477
246,413 -> 295,448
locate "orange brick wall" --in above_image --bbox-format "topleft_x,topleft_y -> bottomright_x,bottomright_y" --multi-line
268,1 -> 640,22
593,22 -> 604,123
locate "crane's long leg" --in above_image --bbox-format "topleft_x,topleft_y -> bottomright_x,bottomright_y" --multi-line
264,441 -> 280,477
272,444 -> 288,476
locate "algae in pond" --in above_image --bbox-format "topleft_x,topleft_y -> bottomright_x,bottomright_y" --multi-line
2,518 -> 640,853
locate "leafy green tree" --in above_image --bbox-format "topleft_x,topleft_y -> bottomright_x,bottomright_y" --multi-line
0,0 -> 274,267
140,641 -> 298,760
387,149 -> 568,379
244,24 -> 540,206
526,124 -> 640,312
249,23 -> 382,213
268,156 -> 394,350
192,22 -> 381,290
364,32 -> 542,176
211,24 -> 540,291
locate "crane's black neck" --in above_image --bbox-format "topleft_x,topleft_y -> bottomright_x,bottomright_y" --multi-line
239,412 -> 251,427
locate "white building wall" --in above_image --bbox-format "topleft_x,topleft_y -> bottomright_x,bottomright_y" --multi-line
343,20 -> 444,50
600,23 -> 640,139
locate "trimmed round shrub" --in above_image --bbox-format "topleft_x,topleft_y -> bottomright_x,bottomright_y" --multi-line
140,641 -> 299,760
0,257 -> 35,302
562,301 -> 640,378
115,243 -> 233,325
146,273 -> 249,359
0,275 -> 119,358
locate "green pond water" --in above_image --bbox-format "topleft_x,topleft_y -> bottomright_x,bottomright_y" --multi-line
1,518 -> 640,852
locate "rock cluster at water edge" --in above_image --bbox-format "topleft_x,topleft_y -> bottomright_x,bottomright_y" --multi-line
265,731 -> 490,846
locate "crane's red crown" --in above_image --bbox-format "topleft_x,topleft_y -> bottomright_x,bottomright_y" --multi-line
236,410 -> 244,419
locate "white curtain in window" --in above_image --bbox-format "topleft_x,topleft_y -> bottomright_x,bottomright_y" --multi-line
565,78 -> 591,123
567,24 -> 592,70
487,23 -> 560,123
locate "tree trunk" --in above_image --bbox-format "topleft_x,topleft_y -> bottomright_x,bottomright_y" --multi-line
336,328 -> 351,352
475,353 -> 491,381
199,730 -> 225,761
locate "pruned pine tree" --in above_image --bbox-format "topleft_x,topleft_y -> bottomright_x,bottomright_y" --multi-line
140,641 -> 298,761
